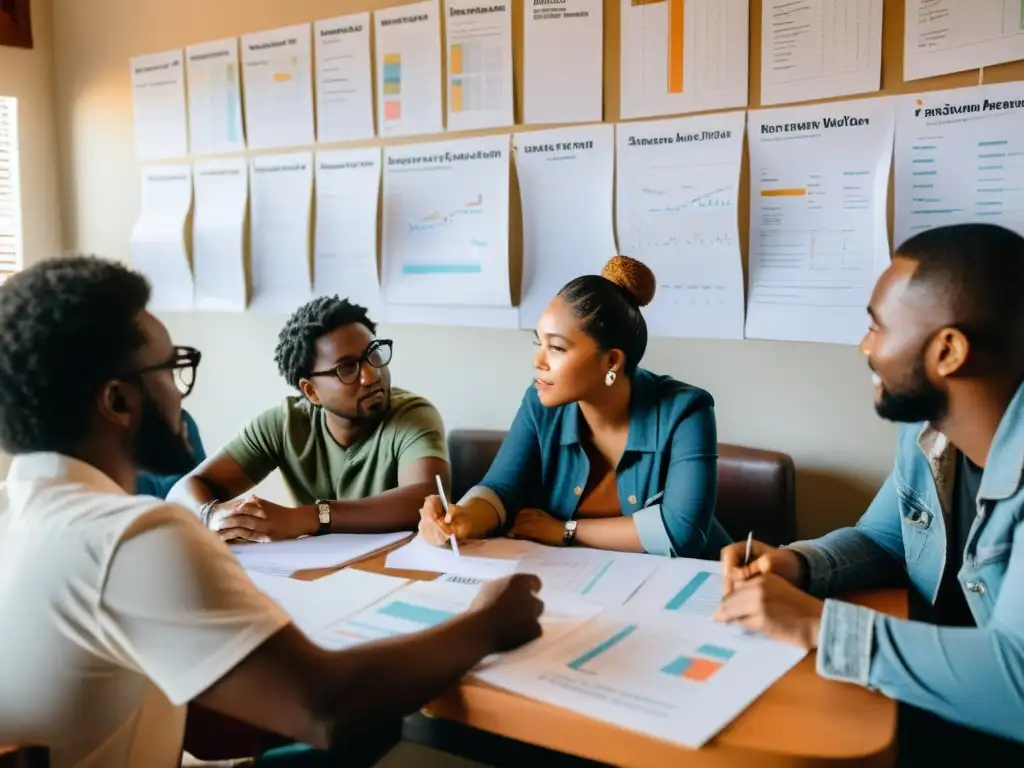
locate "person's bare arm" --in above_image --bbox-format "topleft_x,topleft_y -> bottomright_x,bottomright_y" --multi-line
168,451 -> 265,515
320,456 -> 450,533
195,575 -> 539,748
573,517 -> 645,553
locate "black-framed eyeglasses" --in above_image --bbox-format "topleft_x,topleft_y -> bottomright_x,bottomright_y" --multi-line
123,346 -> 202,398
307,339 -> 393,386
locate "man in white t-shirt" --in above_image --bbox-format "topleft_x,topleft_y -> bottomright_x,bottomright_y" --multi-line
0,257 -> 543,768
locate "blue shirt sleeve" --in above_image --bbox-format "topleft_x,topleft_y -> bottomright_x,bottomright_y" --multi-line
632,401 -> 719,557
136,410 -> 205,499
467,388 -> 542,525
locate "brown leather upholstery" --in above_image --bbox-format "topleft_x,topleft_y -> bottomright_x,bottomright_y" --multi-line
447,429 -> 796,547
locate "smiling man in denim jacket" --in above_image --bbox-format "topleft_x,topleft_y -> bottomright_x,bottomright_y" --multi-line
718,223 -> 1024,759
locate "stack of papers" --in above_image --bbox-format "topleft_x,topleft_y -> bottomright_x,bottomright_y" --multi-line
246,534 -> 810,750
247,568 -> 408,637
385,535 -> 660,608
232,531 -> 411,576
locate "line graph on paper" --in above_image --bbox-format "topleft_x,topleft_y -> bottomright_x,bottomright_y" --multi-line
386,190 -> 490,275
617,160 -> 743,327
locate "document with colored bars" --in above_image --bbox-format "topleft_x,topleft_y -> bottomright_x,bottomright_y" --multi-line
620,0 -> 749,120
476,608 -> 806,749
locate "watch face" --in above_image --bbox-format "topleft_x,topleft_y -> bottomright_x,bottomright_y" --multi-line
318,503 -> 330,523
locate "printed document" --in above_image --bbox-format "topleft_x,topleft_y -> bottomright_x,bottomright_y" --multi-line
895,82 -> 1024,246
185,38 -> 246,155
130,165 -> 194,312
375,1 -> 444,138
760,0 -> 882,106
247,569 -> 409,637
616,111 -> 746,340
745,97 -> 895,345
314,14 -> 375,143
515,124 -> 617,331
249,153 -> 314,315
315,148 -> 384,317
444,0 -> 514,131
192,158 -> 248,312
620,0 -> 748,120
382,135 -> 511,307
523,0 -> 603,125
385,536 -> 660,607
130,50 -> 189,161
241,24 -> 316,150
904,0 -> 1024,81
478,609 -> 806,748
232,532 -> 411,577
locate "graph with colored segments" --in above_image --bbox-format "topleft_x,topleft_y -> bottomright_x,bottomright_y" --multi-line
382,53 -> 402,121
661,643 -> 735,682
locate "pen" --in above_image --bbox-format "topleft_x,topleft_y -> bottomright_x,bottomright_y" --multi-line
435,474 -> 459,556
743,531 -> 753,567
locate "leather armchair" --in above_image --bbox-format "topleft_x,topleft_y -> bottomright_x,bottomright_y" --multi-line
447,430 -> 797,547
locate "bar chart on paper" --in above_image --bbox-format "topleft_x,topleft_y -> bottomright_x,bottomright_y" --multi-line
313,581 -> 470,650
481,611 -> 807,748
895,83 -> 1024,245
623,558 -> 724,616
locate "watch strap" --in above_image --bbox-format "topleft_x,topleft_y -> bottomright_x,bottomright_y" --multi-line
561,520 -> 578,547
314,499 -> 331,536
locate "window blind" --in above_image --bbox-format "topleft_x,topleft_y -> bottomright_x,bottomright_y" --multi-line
0,96 -> 22,282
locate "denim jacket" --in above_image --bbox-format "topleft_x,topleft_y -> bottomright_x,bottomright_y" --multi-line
788,381 -> 1024,743
461,369 -> 732,558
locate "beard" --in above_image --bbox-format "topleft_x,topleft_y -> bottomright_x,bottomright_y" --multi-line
327,389 -> 390,424
874,354 -> 948,424
134,391 -> 196,475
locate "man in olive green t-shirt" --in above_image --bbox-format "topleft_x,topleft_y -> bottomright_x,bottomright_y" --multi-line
169,297 -> 449,542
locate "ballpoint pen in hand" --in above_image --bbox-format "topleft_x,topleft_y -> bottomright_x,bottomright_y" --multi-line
435,474 -> 459,556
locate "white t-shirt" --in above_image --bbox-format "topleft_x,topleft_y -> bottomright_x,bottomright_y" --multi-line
0,453 -> 290,768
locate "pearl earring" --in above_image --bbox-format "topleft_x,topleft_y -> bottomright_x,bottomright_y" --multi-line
605,369 -> 617,387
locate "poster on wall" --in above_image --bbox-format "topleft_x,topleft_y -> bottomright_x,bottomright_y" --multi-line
130,49 -> 190,161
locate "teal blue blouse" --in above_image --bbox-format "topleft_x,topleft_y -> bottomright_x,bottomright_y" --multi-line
463,369 -> 732,557
136,410 -> 206,499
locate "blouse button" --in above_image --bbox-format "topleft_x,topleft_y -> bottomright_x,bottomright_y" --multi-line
573,486 -> 583,496
628,495 -> 637,504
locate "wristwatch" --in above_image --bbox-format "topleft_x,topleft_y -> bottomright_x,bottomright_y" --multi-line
314,499 -> 332,536
561,520 -> 578,547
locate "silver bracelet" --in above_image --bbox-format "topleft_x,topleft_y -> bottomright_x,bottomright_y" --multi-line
199,499 -> 220,528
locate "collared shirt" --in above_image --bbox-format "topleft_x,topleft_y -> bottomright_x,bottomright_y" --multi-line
788,380 -> 1024,745
462,369 -> 732,557
0,453 -> 288,768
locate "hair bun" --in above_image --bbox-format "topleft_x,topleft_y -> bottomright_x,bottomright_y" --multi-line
600,255 -> 656,308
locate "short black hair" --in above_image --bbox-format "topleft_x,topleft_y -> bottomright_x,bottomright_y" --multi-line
0,256 -> 151,454
898,223 -> 1024,360
274,296 -> 377,388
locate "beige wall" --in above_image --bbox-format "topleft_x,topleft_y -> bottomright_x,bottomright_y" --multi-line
0,0 -> 61,264
50,0 -> 907,537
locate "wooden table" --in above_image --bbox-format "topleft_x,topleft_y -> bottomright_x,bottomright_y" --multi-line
295,552 -> 905,768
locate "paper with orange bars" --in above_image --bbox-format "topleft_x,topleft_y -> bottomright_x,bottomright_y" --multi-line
475,609 -> 806,749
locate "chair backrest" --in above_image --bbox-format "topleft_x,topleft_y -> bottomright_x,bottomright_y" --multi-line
447,429 -> 797,547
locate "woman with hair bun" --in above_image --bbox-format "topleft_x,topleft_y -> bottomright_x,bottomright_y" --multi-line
418,256 -> 731,557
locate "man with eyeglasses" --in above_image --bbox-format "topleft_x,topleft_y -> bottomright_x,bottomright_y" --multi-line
0,257 -> 544,767
170,296 -> 449,543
